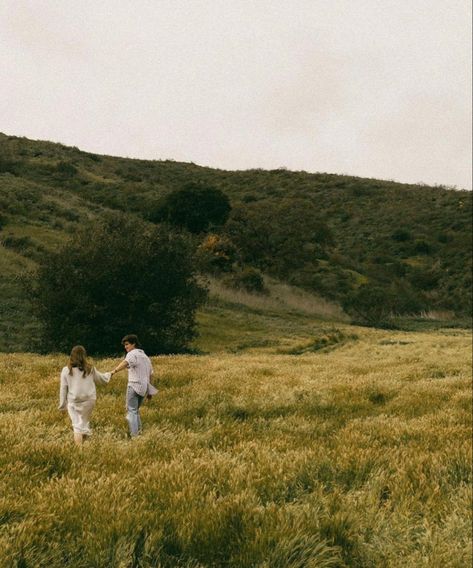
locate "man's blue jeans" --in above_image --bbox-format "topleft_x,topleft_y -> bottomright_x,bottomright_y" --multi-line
126,386 -> 144,437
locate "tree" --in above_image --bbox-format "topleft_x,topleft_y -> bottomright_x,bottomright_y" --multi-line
30,213 -> 207,354
150,181 -> 231,233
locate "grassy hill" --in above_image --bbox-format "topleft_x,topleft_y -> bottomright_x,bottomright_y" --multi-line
0,132 -> 471,351
0,131 -> 471,566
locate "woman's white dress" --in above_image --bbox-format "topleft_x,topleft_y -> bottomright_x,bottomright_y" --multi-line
59,367 -> 111,435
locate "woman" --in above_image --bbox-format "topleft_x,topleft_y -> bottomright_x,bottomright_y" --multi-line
59,345 -> 112,445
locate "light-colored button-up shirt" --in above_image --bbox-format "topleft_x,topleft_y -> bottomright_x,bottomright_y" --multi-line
125,349 -> 154,397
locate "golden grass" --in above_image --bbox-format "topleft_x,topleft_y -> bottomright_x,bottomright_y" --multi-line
0,326 -> 471,567
207,276 -> 347,321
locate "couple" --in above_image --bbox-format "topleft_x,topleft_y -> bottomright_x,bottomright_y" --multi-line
58,334 -> 157,445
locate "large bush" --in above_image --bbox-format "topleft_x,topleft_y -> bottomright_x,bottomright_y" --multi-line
30,213 -> 207,354
150,181 -> 231,234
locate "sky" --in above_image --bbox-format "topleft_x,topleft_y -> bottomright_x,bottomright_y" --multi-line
1,0 -> 471,189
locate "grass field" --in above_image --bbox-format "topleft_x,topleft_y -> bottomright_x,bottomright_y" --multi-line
0,304 -> 471,567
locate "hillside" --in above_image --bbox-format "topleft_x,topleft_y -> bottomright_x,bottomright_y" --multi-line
0,132 -> 471,351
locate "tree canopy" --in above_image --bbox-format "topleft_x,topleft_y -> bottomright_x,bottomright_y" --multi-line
150,181 -> 231,233
30,213 -> 207,354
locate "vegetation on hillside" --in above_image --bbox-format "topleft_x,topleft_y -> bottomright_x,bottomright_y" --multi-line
0,133 -> 471,350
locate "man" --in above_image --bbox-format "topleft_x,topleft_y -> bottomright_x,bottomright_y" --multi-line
111,334 -> 157,437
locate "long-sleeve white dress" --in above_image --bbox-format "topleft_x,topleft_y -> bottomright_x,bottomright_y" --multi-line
59,366 -> 111,435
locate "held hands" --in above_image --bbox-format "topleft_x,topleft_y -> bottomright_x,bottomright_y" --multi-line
111,361 -> 128,376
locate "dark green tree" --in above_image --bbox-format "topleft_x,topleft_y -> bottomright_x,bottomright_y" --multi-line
150,181 -> 231,234
30,213 -> 207,354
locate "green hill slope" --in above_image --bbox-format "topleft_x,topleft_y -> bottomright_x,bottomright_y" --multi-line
0,132 -> 471,351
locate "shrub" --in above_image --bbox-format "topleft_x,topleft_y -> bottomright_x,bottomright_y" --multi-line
0,212 -> 7,230
437,232 -> 451,244
2,234 -> 35,252
225,200 -> 334,278
61,209 -> 80,222
223,267 -> 268,295
409,267 -> 441,291
389,280 -> 426,313
413,239 -> 432,254
391,229 -> 412,242
197,234 -> 238,273
342,283 -> 395,327
0,157 -> 18,175
150,182 -> 231,233
56,161 -> 77,178
86,152 -> 101,162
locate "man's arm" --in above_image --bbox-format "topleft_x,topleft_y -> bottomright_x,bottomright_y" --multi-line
111,359 -> 129,376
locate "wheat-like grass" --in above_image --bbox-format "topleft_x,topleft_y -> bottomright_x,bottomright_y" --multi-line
0,327 -> 471,567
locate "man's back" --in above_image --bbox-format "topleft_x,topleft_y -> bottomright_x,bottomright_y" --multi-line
125,348 -> 153,396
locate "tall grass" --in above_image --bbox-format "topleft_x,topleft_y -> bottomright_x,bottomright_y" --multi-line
207,276 -> 347,321
0,326 -> 471,567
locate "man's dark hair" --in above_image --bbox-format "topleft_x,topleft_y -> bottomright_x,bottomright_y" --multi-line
121,334 -> 142,348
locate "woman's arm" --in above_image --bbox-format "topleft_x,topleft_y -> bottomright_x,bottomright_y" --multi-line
58,370 -> 68,410
93,368 -> 112,385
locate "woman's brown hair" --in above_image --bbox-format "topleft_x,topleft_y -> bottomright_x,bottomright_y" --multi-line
68,345 -> 93,377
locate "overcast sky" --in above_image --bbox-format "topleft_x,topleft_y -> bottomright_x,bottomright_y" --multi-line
1,0 -> 471,189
